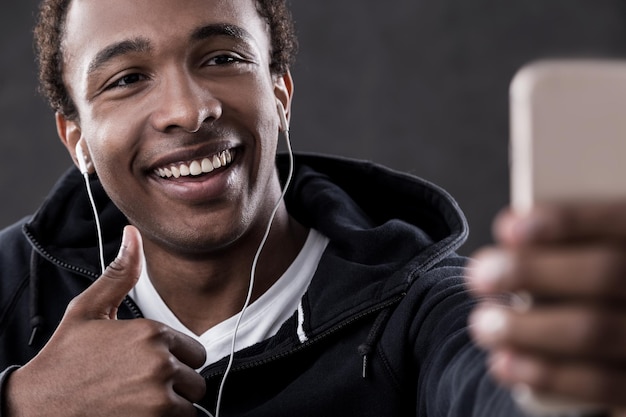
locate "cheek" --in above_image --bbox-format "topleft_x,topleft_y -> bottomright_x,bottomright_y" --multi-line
82,125 -> 142,202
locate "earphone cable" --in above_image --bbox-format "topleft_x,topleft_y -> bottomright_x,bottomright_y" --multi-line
81,126 -> 294,417
82,172 -> 106,274
213,127 -> 294,417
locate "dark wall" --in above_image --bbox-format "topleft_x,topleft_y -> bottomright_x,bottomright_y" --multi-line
2,1 -> 626,255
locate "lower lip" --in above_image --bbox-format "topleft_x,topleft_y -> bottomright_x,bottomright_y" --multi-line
151,164 -> 237,203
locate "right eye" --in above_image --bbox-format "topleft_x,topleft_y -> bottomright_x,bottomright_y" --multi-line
105,73 -> 146,90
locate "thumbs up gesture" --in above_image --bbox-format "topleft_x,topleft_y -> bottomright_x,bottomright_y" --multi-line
4,226 -> 207,417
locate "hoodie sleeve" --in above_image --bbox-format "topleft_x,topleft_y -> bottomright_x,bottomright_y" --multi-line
411,263 -> 610,417
380,259 -> 529,416
414,266 -> 523,416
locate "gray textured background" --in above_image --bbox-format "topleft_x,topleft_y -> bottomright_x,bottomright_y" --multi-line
2,1 -> 626,255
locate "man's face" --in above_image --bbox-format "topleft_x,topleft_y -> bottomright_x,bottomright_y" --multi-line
60,0 -> 291,255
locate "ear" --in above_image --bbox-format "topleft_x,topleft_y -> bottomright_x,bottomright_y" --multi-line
56,113 -> 95,174
274,70 -> 294,131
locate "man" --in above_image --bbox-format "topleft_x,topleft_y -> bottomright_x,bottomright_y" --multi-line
0,0 -> 625,416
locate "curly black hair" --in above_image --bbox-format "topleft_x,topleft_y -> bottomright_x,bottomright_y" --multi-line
33,0 -> 298,120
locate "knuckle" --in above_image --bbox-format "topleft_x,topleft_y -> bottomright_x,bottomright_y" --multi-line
138,319 -> 171,341
159,355 -> 181,378
65,296 -> 83,314
151,351 -> 181,379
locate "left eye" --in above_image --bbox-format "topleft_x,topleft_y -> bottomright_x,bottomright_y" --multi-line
206,55 -> 242,66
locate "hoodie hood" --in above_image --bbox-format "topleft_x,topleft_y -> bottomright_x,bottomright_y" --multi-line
274,152 -> 469,341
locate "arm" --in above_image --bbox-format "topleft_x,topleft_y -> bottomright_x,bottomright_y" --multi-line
403,260 -> 527,416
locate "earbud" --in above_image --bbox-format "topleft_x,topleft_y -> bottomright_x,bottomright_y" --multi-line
76,141 -> 90,175
276,100 -> 289,132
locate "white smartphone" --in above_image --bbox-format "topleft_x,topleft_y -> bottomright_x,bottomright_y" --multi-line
510,58 -> 626,214
508,58 -> 626,416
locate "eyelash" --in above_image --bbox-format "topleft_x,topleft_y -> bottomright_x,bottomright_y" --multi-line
205,53 -> 245,66
105,73 -> 146,90
103,53 -> 246,91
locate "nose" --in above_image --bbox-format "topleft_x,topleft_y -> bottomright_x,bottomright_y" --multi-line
151,70 -> 221,133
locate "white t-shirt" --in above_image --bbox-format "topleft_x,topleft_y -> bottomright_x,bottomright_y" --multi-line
128,229 -> 329,369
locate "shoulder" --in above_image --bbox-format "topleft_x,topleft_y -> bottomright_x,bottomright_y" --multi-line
0,217 -> 32,259
0,217 -> 34,330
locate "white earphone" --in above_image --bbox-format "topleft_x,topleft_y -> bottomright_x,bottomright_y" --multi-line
276,100 -> 289,132
75,140 -> 106,273
76,141 -> 90,175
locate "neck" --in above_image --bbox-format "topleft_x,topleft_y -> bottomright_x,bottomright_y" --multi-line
141,210 -> 308,335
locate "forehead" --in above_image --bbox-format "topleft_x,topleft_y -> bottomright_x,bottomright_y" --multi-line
63,0 -> 270,70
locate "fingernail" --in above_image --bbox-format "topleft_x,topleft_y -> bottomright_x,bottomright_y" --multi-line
470,306 -> 508,344
118,226 -> 129,256
118,226 -> 135,258
467,252 -> 511,292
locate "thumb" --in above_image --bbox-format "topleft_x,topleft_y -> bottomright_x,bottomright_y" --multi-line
67,225 -> 143,320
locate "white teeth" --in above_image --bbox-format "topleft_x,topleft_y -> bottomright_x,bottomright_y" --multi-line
179,164 -> 190,176
201,158 -> 214,172
189,160 -> 202,175
212,154 -> 221,169
155,149 -> 234,178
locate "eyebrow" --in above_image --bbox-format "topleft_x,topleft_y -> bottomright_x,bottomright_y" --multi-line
86,23 -> 255,76
190,23 -> 254,44
87,38 -> 151,75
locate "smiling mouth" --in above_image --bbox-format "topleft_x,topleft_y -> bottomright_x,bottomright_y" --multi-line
154,149 -> 235,179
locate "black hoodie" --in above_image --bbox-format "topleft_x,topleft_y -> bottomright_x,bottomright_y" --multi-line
0,152 -> 524,416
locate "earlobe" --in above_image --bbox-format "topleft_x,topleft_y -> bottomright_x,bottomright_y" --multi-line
56,113 -> 94,174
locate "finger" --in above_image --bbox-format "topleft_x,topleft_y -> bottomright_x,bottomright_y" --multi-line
465,246 -> 626,300
167,330 -> 207,370
172,362 -> 207,403
489,349 -> 626,408
470,304 -> 626,362
494,202 -> 626,246
67,225 -> 143,320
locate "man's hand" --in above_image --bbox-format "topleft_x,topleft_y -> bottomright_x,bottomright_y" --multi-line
5,226 -> 207,417
465,203 -> 626,415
